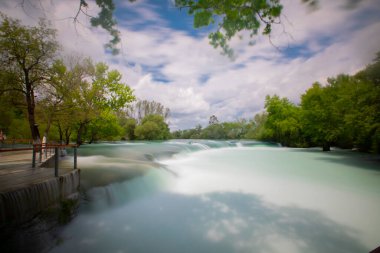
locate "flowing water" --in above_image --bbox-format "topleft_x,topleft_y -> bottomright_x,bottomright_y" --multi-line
49,140 -> 380,253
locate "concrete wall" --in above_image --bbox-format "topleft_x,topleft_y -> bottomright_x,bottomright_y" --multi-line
0,169 -> 80,225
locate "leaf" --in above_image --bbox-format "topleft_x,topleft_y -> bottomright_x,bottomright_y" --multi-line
193,10 -> 213,28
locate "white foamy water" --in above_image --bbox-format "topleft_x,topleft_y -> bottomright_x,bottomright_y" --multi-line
50,141 -> 380,253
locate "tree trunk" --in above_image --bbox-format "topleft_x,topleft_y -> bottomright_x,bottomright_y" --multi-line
322,142 -> 331,151
44,116 -> 52,140
57,123 -> 63,143
25,75 -> 40,142
76,123 -> 85,146
65,128 -> 71,145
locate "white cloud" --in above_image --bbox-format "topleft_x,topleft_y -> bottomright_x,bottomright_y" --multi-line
1,0 -> 380,130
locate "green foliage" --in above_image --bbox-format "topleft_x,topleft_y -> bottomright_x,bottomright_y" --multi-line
300,82 -> 340,151
299,73 -> 380,152
85,110 -> 123,143
193,10 -> 213,28
244,112 -> 268,139
126,100 -> 170,124
174,117 -> 249,140
200,123 -> 225,139
175,0 -> 283,57
92,63 -> 135,110
134,114 -> 170,140
0,13 -> 59,140
264,95 -> 303,147
81,0 -> 359,56
122,118 -> 137,140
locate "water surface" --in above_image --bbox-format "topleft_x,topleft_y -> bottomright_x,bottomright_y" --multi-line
51,140 -> 380,253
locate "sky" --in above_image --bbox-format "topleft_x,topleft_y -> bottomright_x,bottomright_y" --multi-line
1,0 -> 380,130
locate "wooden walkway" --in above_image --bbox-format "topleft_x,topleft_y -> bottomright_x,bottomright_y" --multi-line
0,150 -> 73,193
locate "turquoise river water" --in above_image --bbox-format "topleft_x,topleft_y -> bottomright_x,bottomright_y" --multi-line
50,140 -> 380,253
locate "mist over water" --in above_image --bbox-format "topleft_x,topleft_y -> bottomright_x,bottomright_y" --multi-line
51,140 -> 380,253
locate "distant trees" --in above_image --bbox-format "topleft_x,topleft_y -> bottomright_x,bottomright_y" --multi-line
134,114 -> 170,140
125,99 -> 170,124
119,99 -> 171,140
259,56 -> 380,152
174,116 -> 249,140
172,53 -> 380,153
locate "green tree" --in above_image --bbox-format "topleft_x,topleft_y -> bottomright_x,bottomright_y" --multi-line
244,112 -> 268,139
123,118 -> 137,140
126,99 -> 170,124
200,123 -> 225,139
222,120 -> 248,139
134,114 -> 170,140
0,13 -> 59,141
81,62 -> 134,144
86,110 -> 123,143
54,59 -> 135,145
328,74 -> 380,152
300,82 -> 342,151
264,95 -> 303,147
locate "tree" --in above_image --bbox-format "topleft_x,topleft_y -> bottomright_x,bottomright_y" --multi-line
78,62 -> 135,144
264,95 -> 303,147
126,99 -> 170,124
85,109 -> 123,143
328,74 -> 380,152
209,115 -> 219,125
51,58 -> 135,145
0,13 -> 59,141
300,83 -> 341,151
122,118 -> 137,140
244,112 -> 268,139
200,123 -> 225,139
134,114 -> 170,140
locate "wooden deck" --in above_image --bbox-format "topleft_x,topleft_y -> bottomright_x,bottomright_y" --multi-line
0,150 -> 73,193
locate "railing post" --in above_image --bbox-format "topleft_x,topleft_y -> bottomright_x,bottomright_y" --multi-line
39,144 -> 42,163
55,147 -> 59,177
74,146 -> 77,170
32,145 -> 36,168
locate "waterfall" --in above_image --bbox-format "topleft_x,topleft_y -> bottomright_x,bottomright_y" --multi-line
0,170 -> 80,225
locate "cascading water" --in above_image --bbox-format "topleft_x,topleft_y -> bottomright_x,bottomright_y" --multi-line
0,169 -> 80,225
9,140 -> 379,253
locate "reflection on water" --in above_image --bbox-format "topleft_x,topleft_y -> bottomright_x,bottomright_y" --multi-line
50,140 -> 380,253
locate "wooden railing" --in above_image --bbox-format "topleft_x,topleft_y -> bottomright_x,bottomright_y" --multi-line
0,143 -> 78,177
0,138 -> 33,146
32,144 -> 78,177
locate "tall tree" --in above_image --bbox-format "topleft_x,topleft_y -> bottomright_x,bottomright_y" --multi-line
126,99 -> 170,124
264,95 -> 303,147
71,61 -> 135,145
0,14 -> 59,141
300,83 -> 341,151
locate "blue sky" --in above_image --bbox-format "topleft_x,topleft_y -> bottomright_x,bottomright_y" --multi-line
2,0 -> 380,130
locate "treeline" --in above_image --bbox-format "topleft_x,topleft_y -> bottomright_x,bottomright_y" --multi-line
173,53 -> 380,153
0,14 -> 170,144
